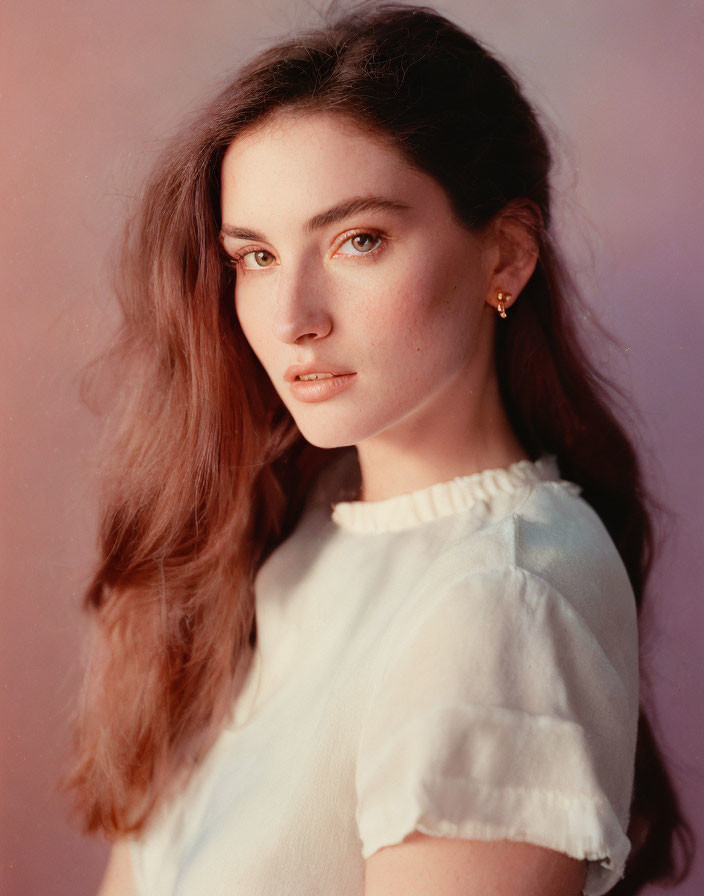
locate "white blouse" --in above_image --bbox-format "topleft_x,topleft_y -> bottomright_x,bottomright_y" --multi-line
129,454 -> 639,896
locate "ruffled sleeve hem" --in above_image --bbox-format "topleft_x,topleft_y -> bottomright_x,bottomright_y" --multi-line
359,776 -> 630,896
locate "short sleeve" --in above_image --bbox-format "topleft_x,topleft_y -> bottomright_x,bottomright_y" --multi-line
354,565 -> 639,896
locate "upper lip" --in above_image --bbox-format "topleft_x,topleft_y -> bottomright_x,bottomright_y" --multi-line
284,363 -> 356,382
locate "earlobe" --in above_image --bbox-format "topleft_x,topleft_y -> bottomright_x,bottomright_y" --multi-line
486,202 -> 542,314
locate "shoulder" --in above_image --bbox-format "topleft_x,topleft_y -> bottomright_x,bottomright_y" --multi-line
430,474 -> 628,586
414,477 -> 636,650
371,477 -> 639,727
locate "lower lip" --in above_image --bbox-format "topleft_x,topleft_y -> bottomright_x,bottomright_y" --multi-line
289,373 -> 357,403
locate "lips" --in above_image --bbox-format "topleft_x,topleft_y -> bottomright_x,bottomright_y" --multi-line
284,362 -> 358,404
284,362 -> 355,382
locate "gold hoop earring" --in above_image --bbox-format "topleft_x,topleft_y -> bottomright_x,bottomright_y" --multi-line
496,291 -> 512,319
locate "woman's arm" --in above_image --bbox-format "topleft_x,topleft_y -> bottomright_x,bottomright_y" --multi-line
96,841 -> 138,896
365,832 -> 588,896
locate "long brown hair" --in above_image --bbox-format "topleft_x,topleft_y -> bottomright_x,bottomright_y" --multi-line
66,3 -> 693,889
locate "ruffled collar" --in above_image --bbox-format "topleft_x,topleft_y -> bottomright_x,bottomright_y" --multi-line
330,455 -> 574,533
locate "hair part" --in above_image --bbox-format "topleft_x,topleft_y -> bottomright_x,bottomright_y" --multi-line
64,4 -> 693,890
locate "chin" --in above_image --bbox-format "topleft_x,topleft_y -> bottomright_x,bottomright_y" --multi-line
295,429 -> 357,451
291,406 -> 405,451
291,415 -> 369,451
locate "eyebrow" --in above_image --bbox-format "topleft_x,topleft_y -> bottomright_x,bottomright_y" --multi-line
220,196 -> 411,242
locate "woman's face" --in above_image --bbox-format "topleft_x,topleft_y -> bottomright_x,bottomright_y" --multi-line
220,111 -> 498,451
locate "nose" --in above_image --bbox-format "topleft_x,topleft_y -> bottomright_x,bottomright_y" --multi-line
272,264 -> 332,345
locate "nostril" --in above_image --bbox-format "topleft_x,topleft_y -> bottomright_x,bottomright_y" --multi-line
296,332 -> 323,344
273,306 -> 333,345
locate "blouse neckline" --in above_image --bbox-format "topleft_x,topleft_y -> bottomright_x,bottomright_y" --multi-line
330,455 -> 571,533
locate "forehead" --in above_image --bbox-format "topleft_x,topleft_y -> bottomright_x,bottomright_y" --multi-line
220,110 -> 430,223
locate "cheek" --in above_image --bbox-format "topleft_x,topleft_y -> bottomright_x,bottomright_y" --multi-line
234,295 -> 270,366
366,260 -> 482,386
366,262 -> 465,348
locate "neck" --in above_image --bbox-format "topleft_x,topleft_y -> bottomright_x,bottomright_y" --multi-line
355,370 -> 528,503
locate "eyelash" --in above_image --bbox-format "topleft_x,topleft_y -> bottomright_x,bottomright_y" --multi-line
225,229 -> 387,273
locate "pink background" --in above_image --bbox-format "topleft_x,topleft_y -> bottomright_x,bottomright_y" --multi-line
2,1 -> 702,894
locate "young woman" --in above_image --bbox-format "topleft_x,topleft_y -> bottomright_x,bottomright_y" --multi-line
67,3 -> 692,894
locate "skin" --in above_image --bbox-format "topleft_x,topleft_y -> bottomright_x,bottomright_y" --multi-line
97,111 -> 588,894
97,841 -> 135,896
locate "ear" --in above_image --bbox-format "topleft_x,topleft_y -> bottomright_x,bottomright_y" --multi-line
484,201 -> 542,315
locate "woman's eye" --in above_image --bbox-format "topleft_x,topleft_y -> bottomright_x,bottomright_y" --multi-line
239,249 -> 276,270
336,232 -> 383,256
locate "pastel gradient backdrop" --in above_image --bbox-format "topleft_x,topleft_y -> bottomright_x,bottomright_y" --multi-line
2,1 -> 702,894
